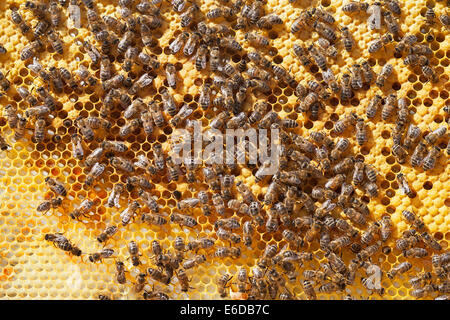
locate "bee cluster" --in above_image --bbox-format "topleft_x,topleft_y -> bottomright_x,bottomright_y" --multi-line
0,0 -> 448,300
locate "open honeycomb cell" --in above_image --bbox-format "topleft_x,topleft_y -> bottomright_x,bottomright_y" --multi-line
0,0 -> 447,301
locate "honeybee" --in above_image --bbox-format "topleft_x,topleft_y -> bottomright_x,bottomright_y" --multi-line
214,217 -> 240,230
84,148 -> 104,169
314,21 -> 337,43
97,225 -> 118,243
293,43 -> 312,67
127,241 -> 141,266
16,87 -> 38,109
376,63 -> 394,88
33,20 -> 50,38
244,32 -> 270,48
422,146 -> 440,171
402,210 -> 425,230
336,26 -> 353,53
257,13 -> 283,29
211,274 -> 232,298
161,89 -> 178,117
315,38 -> 337,59
241,221 -> 255,247
383,11 -> 400,35
424,126 -> 447,145
439,13 -> 450,29
178,3 -> 198,27
10,8 -> 31,34
394,34 -> 417,54
302,280 -> 317,300
48,30 -> 63,55
177,198 -> 200,211
141,212 -> 167,226
422,65 -> 439,83
119,201 -> 140,226
69,199 -> 94,220
76,64 -> 97,87
59,67 -> 78,91
25,105 -> 51,120
119,118 -> 141,138
37,197 -> 63,213
206,7 -> 234,19
45,177 -> 67,197
45,233 -> 82,256
165,63 -> 178,90
20,39 -> 43,61
291,9 -> 314,33
215,246 -> 241,259
182,32 -> 200,56
80,41 -> 101,65
423,7 -> 437,25
85,162 -> 105,187
170,212 -> 197,228
210,110 -> 230,130
387,262 -> 412,279
396,173 -> 414,197
355,118 -> 368,146
368,34 -> 393,54
146,267 -> 170,286
342,1 -> 369,13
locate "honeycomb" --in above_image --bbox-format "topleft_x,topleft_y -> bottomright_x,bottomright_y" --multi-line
0,0 -> 448,300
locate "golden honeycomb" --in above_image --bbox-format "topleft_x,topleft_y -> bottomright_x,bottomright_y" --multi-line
0,0 -> 447,300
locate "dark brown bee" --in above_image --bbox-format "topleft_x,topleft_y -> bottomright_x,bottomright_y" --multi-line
245,32 -> 269,47
97,226 -> 118,243
89,249 -> 117,265
422,65 -> 439,83
355,118 -> 368,146
291,9 -> 314,33
127,241 -> 141,266
342,1 -> 369,13
45,233 -> 82,256
420,231 -> 442,251
45,177 -> 67,197
313,20 -> 337,42
424,7 -> 436,25
257,13 -> 283,29
383,11 -> 400,35
37,197 -> 63,213
439,13 -> 450,29
48,30 -> 63,55
115,261 -> 126,284
368,34 -> 393,54
402,210 -> 425,230
387,262 -> 412,279
422,146 -> 440,171
10,8 -> 31,34
33,20 -> 50,38
20,39 -> 43,61
293,43 -> 312,67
